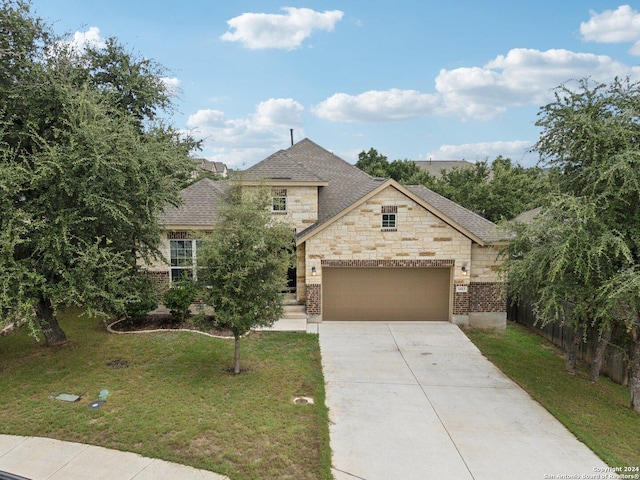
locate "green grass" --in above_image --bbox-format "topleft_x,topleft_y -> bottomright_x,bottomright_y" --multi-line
464,322 -> 640,469
0,309 -> 332,480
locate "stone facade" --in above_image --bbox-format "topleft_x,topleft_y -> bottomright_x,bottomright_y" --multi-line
270,185 -> 319,233
298,186 -> 506,323
150,139 -> 507,330
304,187 -> 471,282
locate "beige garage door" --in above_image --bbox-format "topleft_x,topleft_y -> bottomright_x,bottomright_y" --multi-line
322,267 -> 451,321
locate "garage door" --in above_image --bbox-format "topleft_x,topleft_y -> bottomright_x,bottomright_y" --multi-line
322,267 -> 451,321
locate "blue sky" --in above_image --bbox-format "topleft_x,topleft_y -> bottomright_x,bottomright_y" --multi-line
30,1 -> 640,168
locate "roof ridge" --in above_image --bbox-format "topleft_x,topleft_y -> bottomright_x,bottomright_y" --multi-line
288,137 -> 377,180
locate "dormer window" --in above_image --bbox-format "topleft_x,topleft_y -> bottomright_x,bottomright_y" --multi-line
381,205 -> 397,231
272,188 -> 287,213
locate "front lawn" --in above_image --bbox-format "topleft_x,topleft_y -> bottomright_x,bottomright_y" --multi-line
0,309 -> 332,480
464,322 -> 640,469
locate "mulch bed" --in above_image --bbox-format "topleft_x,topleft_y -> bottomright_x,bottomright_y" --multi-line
109,314 -> 234,337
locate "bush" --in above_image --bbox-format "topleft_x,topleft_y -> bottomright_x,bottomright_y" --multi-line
163,280 -> 198,322
124,275 -> 158,318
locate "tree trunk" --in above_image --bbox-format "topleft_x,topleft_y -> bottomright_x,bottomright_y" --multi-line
590,327 -> 611,383
36,298 -> 67,346
630,328 -> 640,413
234,334 -> 241,375
565,327 -> 583,375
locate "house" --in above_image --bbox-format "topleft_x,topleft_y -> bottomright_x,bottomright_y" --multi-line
149,139 -> 507,329
413,159 -> 475,178
191,158 -> 228,178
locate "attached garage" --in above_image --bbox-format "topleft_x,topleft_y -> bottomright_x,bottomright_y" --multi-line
322,267 -> 451,321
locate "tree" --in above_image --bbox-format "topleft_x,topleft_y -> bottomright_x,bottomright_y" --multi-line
198,184 -> 295,375
0,0 -> 196,344
504,77 -> 640,411
387,159 -> 420,182
503,195 -> 629,375
428,158 -> 552,222
355,148 -> 389,178
596,268 -> 640,411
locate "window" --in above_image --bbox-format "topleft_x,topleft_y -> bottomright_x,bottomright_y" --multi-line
381,205 -> 398,231
169,239 -> 202,282
272,188 -> 287,213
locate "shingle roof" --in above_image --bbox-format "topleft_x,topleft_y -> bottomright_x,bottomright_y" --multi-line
413,160 -> 474,178
243,149 -> 326,183
510,206 -> 542,224
162,139 -> 505,243
285,139 -> 383,227
159,178 -> 228,226
405,184 -> 503,243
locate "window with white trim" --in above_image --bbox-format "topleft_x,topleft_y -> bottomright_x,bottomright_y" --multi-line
272,188 -> 287,213
169,239 -> 202,282
381,205 -> 397,231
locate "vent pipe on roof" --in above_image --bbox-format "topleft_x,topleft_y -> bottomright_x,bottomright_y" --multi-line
290,129 -> 294,146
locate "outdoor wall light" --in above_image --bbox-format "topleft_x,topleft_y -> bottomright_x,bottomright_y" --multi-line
461,265 -> 468,275
311,266 -> 317,276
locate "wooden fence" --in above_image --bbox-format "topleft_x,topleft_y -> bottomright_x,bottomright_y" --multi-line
507,298 -> 629,385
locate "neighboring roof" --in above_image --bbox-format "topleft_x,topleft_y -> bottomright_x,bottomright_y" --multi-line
510,206 -> 542,224
413,160 -> 474,178
405,184 -> 504,243
213,162 -> 227,173
159,178 -> 228,226
192,158 -> 228,176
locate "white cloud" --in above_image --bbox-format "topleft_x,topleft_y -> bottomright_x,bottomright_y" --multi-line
437,48 -> 639,119
220,7 -> 344,50
426,140 -> 537,165
580,5 -> 640,43
186,98 -> 304,167
68,26 -> 106,52
314,48 -> 640,123
580,5 -> 640,56
313,89 -> 441,122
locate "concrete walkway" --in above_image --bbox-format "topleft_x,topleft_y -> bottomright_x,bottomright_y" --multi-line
0,436 -> 229,480
319,321 -> 611,480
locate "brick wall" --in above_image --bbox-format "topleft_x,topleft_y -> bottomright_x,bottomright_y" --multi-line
469,282 -> 505,313
143,270 -> 170,292
321,259 -> 454,267
453,285 -> 469,315
306,284 -> 321,316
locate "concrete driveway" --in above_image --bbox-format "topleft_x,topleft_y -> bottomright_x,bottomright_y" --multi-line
319,321 -> 610,480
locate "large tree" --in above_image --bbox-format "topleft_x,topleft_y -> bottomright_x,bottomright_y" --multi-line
198,184 -> 295,375
504,77 -> 640,411
504,195 -> 629,375
0,0 -> 196,344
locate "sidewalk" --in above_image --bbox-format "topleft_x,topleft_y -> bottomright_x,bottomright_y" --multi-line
0,436 -> 229,480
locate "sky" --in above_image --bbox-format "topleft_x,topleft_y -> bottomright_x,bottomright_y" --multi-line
29,1 -> 640,169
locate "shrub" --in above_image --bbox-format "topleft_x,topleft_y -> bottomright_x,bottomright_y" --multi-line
124,275 -> 158,318
163,280 -> 198,322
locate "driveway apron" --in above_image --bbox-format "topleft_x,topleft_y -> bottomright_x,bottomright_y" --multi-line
319,321 -> 609,480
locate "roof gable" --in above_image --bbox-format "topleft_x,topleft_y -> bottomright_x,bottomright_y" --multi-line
297,179 -> 502,245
